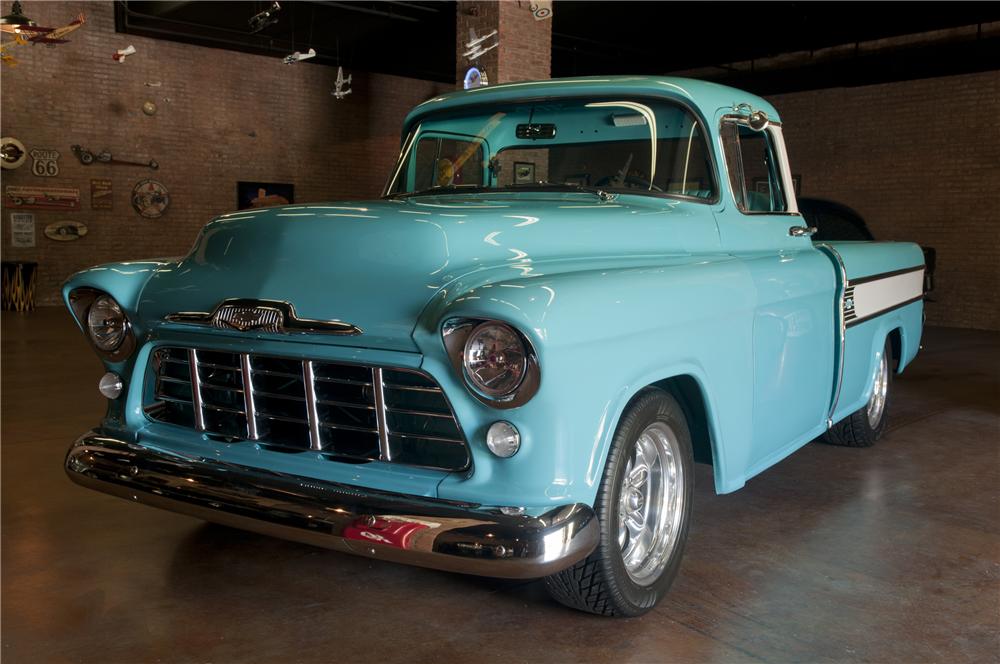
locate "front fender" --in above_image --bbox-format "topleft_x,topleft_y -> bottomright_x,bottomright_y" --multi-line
414,255 -> 759,509
62,259 -> 174,427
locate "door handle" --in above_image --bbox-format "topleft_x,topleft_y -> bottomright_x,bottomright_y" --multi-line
789,225 -> 817,237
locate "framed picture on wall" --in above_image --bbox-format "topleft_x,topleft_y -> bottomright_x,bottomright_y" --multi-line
237,182 -> 294,210
513,162 -> 535,185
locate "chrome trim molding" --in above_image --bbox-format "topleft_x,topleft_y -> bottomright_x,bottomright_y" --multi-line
65,431 -> 599,579
165,298 -> 363,336
815,243 -> 848,428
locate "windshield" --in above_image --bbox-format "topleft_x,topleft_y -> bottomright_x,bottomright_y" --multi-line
384,98 -> 716,201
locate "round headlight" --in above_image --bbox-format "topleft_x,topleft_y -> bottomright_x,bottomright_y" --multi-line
87,295 -> 128,351
463,321 -> 528,398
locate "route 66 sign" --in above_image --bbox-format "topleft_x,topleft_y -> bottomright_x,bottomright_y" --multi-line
30,149 -> 60,177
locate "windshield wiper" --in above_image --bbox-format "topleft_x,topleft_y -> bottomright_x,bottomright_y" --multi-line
385,184 -> 488,199
518,182 -> 619,202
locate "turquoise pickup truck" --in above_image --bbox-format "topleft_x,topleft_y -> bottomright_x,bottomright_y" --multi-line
64,76 -> 924,616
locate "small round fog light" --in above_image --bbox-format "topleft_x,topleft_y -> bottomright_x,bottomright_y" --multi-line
486,421 -> 520,458
98,372 -> 124,399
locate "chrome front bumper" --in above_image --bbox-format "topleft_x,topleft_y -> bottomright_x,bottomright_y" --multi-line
65,431 -> 599,579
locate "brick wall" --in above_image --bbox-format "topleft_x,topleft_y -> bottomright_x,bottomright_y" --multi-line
1,1 -> 451,305
456,1 -> 550,86
768,71 -> 1000,330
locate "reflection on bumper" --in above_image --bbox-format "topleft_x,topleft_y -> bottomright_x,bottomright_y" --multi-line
65,431 -> 599,579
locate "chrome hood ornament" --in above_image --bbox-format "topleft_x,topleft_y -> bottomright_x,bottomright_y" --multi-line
166,299 -> 362,336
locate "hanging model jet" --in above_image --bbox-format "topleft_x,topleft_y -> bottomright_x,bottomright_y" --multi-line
463,28 -> 498,61
331,66 -> 352,99
282,47 -> 316,64
13,12 -> 85,45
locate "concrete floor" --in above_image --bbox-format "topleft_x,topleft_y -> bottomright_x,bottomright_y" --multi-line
2,309 -> 998,663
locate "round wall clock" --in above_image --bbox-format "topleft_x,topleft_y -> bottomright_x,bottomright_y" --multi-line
132,179 -> 169,218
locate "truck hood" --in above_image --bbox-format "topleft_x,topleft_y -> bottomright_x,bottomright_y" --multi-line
138,193 -> 717,351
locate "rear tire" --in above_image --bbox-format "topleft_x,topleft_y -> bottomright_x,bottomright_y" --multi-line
823,338 -> 893,447
545,388 -> 693,617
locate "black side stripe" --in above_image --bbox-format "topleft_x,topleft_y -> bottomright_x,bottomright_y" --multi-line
846,295 -> 924,328
848,264 -> 925,287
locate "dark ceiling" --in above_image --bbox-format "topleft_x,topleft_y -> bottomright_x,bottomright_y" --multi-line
116,1 -> 1000,92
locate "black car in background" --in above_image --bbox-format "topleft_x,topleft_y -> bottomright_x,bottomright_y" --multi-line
799,198 -> 936,294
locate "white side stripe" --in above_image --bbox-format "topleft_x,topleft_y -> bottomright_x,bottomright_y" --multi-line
849,269 -> 923,323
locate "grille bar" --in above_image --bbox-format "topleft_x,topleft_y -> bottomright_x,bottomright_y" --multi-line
148,346 -> 469,471
302,360 -> 323,451
241,353 -> 259,440
189,349 -> 206,431
372,367 -> 392,462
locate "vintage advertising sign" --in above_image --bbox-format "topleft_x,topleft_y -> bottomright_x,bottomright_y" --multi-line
30,148 -> 60,177
10,212 -> 35,247
4,185 -> 81,211
44,220 -> 88,241
91,178 -> 113,209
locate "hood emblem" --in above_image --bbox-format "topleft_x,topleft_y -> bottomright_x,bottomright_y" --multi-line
165,298 -> 362,336
213,304 -> 283,333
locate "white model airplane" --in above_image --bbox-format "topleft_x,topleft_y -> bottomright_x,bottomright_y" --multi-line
332,66 -> 352,99
282,47 -> 315,64
113,44 -> 136,63
463,28 -> 498,61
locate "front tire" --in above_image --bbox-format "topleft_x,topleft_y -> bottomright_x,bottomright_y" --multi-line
545,388 -> 693,616
823,338 -> 893,447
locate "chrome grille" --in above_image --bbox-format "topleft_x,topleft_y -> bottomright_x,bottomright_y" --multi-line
147,346 -> 470,471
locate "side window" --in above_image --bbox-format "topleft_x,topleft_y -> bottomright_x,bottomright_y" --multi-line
412,136 -> 485,191
721,121 -> 788,213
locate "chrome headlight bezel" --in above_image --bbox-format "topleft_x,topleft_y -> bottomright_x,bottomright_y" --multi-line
68,288 -> 136,362
442,318 -> 540,409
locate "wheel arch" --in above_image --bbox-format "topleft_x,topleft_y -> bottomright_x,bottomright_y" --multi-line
600,368 -> 730,496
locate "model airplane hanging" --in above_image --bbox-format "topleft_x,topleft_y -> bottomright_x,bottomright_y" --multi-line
463,28 -> 498,61
12,12 -> 85,45
113,44 -> 136,63
248,2 -> 280,33
331,66 -> 352,99
282,47 -> 315,64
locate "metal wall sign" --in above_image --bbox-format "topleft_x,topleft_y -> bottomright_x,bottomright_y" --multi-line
90,178 -> 112,209
4,185 -> 80,210
10,212 -> 35,247
44,220 -> 88,241
132,179 -> 169,218
30,148 -> 60,177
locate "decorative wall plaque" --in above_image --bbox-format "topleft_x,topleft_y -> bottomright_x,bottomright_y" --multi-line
131,179 -> 169,218
4,185 -> 80,210
44,220 -> 89,241
30,148 -> 60,177
91,178 -> 113,209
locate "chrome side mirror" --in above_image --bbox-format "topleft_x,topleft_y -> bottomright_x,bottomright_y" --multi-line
748,110 -> 769,131
735,103 -> 770,131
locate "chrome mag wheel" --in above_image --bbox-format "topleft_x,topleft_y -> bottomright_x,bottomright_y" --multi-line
867,350 -> 889,428
617,421 -> 685,586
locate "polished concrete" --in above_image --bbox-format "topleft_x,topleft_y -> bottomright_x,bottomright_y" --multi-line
3,309 -> 998,663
